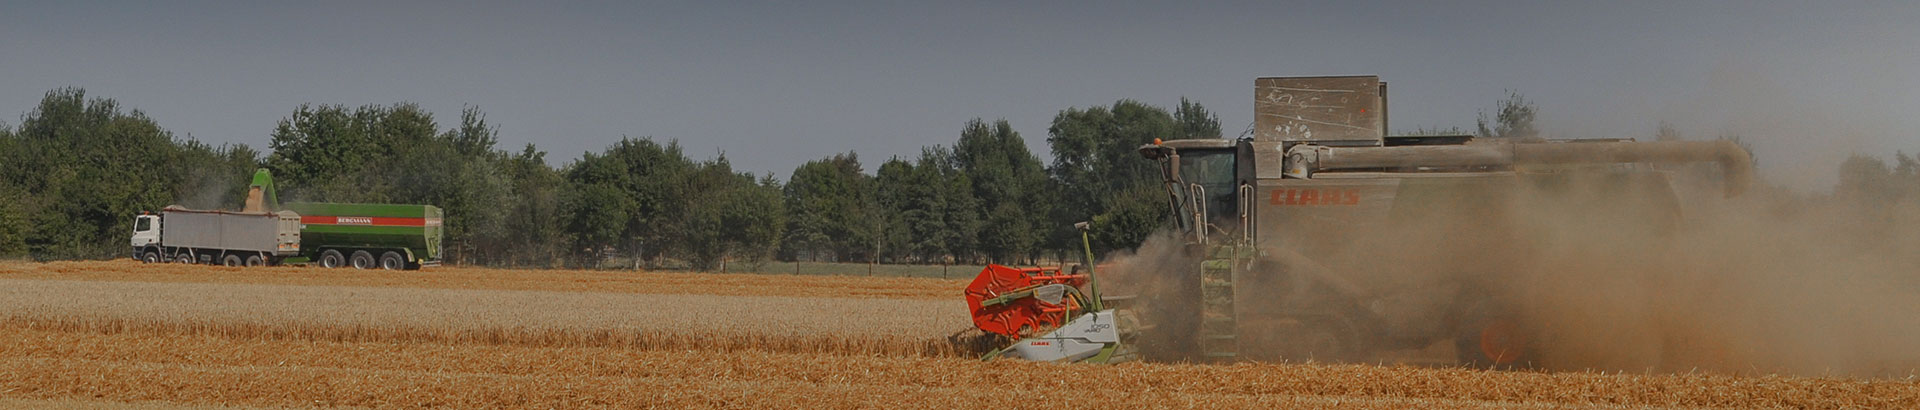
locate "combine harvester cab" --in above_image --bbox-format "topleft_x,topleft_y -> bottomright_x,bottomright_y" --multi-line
1133,76 -> 1754,368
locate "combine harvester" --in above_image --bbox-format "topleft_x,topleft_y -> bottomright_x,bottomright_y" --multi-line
975,76 -> 1753,368
130,169 -> 443,270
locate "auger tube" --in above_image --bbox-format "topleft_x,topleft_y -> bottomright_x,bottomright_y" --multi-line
1305,140 -> 1754,197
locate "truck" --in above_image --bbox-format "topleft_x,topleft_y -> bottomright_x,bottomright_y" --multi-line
129,207 -> 303,266
1127,76 -> 1754,367
131,169 -> 444,270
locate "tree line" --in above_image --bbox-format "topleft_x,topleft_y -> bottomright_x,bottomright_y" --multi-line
0,88 -> 1221,269
13,87 -> 1897,270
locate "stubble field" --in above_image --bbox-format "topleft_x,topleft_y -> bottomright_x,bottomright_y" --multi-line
1,260 -> 1915,409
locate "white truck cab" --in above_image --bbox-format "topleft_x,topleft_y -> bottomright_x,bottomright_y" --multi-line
131,214 -> 162,262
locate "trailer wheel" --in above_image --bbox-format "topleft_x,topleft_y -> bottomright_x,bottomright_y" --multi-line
141,251 -> 161,264
222,254 -> 244,267
244,254 -> 265,267
319,250 -> 346,268
350,250 -> 376,269
378,251 -> 405,270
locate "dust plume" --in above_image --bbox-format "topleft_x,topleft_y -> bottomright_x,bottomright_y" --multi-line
1514,173 -> 1920,377
1100,167 -> 1920,377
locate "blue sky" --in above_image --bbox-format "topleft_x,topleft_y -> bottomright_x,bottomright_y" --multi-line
2,1 -> 1914,189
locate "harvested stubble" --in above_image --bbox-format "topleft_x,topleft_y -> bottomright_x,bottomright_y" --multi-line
2,326 -> 1915,409
5,261 -> 1917,408
0,259 -> 962,299
0,277 -> 973,357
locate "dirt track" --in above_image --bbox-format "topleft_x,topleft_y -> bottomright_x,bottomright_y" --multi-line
1,261 -> 1915,408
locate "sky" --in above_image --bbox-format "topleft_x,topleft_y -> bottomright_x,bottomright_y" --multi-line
2,1 -> 1916,189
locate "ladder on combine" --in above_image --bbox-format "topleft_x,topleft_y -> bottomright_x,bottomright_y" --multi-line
1199,242 -> 1253,361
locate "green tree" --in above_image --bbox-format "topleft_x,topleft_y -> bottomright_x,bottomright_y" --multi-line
500,144 -> 566,266
954,119 -> 1050,264
0,186 -> 26,258
1476,90 -> 1539,139
912,146 -> 979,262
6,88 -> 194,259
1175,97 -> 1222,139
1655,121 -> 1682,142
681,157 -> 786,271
782,152 -> 871,261
1045,99 -> 1188,254
1837,154 -> 1900,205
0,127 -> 26,258
561,137 -> 693,268
870,157 -> 915,262
265,104 -> 379,201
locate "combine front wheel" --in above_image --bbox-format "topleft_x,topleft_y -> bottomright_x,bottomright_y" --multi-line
1456,315 -> 1536,369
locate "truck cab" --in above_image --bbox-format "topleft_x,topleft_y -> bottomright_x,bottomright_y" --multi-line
131,214 -> 161,262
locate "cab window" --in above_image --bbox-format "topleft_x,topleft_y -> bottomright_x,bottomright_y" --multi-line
135,218 -> 152,232
1178,149 -> 1239,222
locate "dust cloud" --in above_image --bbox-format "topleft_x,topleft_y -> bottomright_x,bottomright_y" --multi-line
1100,167 -> 1920,377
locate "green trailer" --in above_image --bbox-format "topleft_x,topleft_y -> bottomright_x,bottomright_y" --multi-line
281,202 -> 443,270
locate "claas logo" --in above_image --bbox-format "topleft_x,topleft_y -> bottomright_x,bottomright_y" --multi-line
1270,188 -> 1361,206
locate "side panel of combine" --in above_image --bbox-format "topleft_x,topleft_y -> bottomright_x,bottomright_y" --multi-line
1237,170 -> 1688,363
1240,174 -> 1532,359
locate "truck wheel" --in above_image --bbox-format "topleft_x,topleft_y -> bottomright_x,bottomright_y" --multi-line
222,254 -> 243,267
176,251 -> 195,264
350,250 -> 376,269
319,250 -> 345,268
245,254 -> 265,267
378,251 -> 405,270
141,251 -> 161,264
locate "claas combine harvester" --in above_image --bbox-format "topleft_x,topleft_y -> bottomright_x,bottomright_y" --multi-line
968,76 -> 1753,367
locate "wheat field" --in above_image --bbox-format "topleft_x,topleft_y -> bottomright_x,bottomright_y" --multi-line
1,260 -> 1916,408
